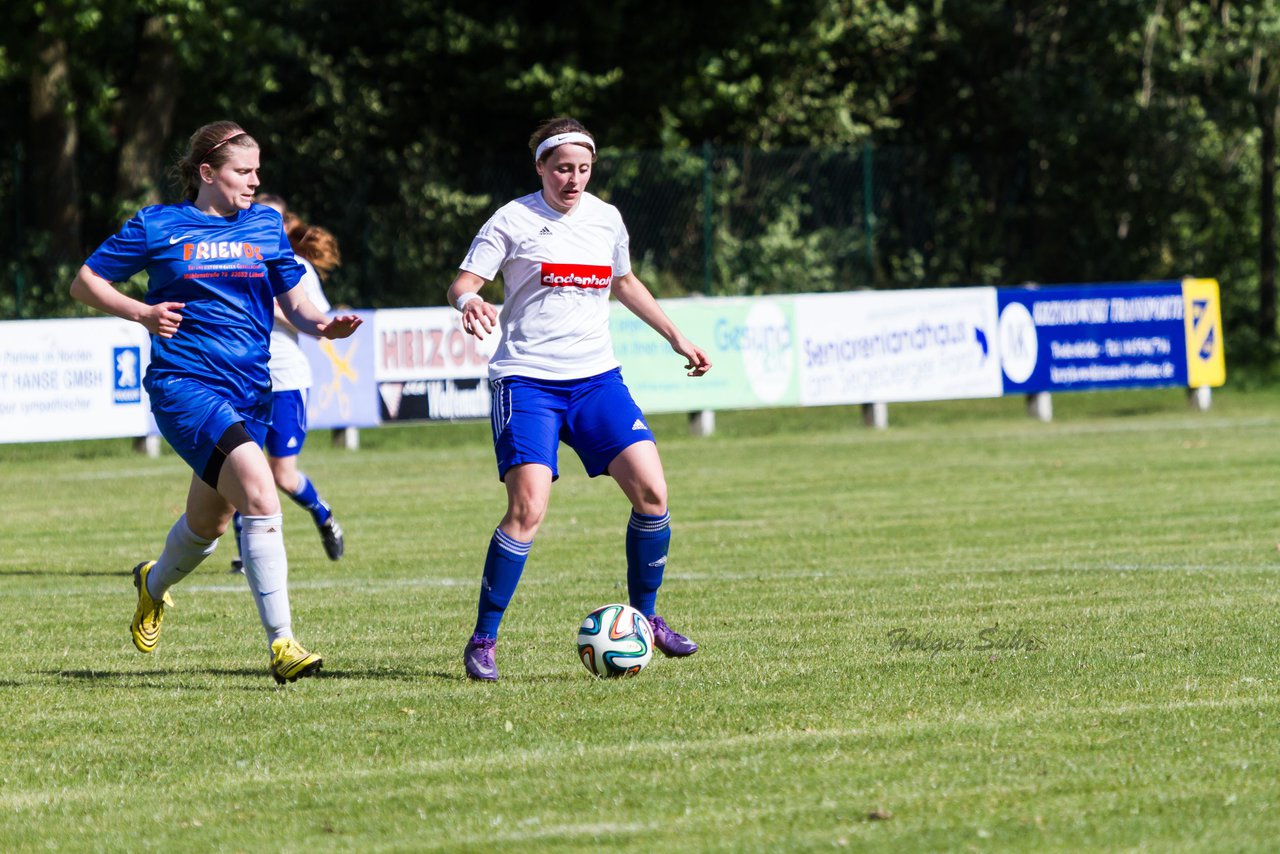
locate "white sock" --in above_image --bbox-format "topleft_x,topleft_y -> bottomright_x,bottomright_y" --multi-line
241,513 -> 293,652
147,514 -> 218,599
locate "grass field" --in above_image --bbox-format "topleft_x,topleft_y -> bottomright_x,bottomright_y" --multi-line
3,388 -> 1280,852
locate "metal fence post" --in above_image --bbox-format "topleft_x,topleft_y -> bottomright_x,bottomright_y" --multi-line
702,140 -> 713,295
13,140 -> 24,318
862,141 -> 875,285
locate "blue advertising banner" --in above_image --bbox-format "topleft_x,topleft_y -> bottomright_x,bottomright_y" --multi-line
300,310 -> 381,429
997,281 -> 1190,394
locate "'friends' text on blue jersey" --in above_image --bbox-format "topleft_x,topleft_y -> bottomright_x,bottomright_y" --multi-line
86,202 -> 304,405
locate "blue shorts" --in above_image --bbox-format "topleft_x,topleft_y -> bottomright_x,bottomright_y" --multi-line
489,368 -> 655,481
265,389 -> 308,458
147,374 -> 270,483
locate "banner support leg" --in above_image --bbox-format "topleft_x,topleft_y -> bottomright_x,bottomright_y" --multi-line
688,410 -> 715,437
862,402 -> 888,430
1027,392 -> 1053,422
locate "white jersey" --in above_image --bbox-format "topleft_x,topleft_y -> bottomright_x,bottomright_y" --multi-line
461,191 -> 631,380
268,255 -> 332,391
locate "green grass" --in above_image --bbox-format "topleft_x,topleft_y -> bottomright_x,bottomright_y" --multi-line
3,387 -> 1280,851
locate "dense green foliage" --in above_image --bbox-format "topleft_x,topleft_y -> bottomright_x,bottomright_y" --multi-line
4,392 -> 1280,849
3,1 -> 1280,363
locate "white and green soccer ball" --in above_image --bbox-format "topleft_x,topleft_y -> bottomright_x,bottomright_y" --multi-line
576,603 -> 653,678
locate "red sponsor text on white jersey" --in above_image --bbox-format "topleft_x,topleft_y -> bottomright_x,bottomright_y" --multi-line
540,263 -> 612,289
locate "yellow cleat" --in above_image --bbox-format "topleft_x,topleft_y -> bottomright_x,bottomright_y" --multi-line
269,637 -> 323,685
130,560 -> 169,654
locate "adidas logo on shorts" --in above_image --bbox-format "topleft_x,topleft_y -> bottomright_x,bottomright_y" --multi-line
632,419 -> 646,431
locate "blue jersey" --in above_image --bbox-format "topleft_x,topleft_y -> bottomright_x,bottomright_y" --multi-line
85,201 -> 304,406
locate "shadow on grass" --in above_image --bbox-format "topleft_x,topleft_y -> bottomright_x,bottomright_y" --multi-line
1103,404 -> 1173,418
51,667 -> 454,684
54,668 -> 259,689
0,569 -> 131,577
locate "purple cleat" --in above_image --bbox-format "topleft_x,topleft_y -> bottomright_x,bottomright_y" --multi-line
464,633 -> 498,681
648,615 -> 698,657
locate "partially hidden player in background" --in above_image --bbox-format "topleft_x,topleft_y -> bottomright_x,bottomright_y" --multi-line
448,116 -> 712,681
229,195 -> 345,574
69,121 -> 361,684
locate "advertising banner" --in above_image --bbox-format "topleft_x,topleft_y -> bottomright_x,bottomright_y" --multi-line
0,279 -> 1229,445
372,307 -> 498,421
1181,278 -> 1227,389
996,281 -> 1202,393
0,317 -> 153,443
299,310 -> 380,429
611,296 -> 800,413
795,288 -> 1002,404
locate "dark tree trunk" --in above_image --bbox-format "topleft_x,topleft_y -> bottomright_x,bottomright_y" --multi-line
116,15 -> 180,207
1256,89 -> 1277,345
28,28 -> 81,271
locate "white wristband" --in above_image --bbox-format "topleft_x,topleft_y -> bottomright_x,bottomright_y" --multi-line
454,291 -> 481,312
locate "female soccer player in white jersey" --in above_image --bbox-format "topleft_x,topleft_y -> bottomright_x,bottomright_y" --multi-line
448,116 -> 712,681
229,207 -> 346,574
69,121 -> 361,684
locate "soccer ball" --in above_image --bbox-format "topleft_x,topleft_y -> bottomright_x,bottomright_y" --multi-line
576,603 -> 654,678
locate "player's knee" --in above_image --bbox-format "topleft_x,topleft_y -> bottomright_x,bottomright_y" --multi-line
505,513 -> 544,541
502,503 -> 546,540
268,458 -> 296,489
240,484 -> 282,516
634,480 -> 667,514
188,514 -> 227,540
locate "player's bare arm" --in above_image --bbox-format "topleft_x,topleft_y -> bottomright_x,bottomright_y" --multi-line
272,300 -> 300,335
70,264 -> 185,338
278,283 -> 361,339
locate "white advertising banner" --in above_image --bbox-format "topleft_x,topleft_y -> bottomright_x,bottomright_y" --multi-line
0,286 -> 1060,445
371,307 -> 501,422
372,307 -> 498,381
0,318 -> 153,443
795,288 -> 1003,404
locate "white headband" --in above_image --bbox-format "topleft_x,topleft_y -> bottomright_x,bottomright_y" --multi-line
534,131 -> 596,162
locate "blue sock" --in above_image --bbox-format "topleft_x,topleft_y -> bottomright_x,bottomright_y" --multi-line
474,528 -> 533,638
288,472 -> 332,525
233,512 -> 243,558
626,510 -> 671,617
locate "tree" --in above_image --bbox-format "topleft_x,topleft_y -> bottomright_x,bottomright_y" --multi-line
1161,0 -> 1280,352
115,13 -> 180,209
1,0 -> 1279,374
27,4 -> 82,282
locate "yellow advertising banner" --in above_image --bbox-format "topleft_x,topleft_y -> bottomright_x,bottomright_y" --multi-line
1181,278 -> 1226,388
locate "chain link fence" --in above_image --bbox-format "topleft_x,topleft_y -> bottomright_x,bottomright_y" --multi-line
1,143 -> 925,316
464,144 -> 904,299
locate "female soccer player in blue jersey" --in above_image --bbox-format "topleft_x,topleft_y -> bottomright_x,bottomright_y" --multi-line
69,121 -> 362,684
448,116 -> 712,681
